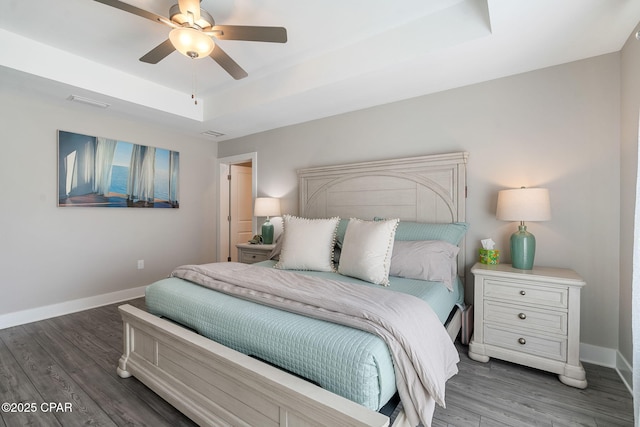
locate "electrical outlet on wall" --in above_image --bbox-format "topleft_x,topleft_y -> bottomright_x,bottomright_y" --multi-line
137,260 -> 144,269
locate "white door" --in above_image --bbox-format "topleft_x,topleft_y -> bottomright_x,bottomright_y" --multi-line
229,165 -> 253,261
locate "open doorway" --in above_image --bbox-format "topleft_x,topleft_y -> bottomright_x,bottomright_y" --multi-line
217,153 -> 257,262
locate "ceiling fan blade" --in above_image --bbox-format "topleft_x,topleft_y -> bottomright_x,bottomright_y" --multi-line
209,45 -> 248,80
178,0 -> 201,22
140,39 -> 176,64
211,25 -> 287,43
93,0 -> 167,25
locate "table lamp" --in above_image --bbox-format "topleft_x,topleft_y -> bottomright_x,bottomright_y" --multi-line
496,187 -> 551,270
254,197 -> 281,244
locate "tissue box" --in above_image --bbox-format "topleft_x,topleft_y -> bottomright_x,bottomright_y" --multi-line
479,249 -> 500,265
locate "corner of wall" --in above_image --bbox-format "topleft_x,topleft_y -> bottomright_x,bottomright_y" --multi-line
616,350 -> 633,394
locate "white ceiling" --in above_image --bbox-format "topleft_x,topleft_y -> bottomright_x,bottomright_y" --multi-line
1,0 -> 639,142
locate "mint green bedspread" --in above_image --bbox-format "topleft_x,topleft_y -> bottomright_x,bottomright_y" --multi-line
145,261 -> 463,411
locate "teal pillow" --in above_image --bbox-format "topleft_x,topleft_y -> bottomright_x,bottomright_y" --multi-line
335,218 -> 350,246
374,218 -> 468,245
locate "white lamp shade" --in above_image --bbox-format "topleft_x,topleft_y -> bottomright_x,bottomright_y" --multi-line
496,188 -> 551,222
169,27 -> 214,58
254,197 -> 281,217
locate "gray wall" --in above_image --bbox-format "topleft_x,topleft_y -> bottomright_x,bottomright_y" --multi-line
619,24 -> 640,370
0,39 -> 631,363
219,53 -> 622,351
0,86 -> 217,317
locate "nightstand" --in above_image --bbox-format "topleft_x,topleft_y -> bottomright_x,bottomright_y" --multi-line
468,263 -> 587,388
236,243 -> 276,264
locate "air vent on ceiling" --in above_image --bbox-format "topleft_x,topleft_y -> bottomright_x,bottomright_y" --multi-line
67,95 -> 110,109
202,130 -> 226,138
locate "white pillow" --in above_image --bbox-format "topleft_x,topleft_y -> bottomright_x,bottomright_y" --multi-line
389,240 -> 459,291
274,215 -> 339,272
338,218 -> 399,286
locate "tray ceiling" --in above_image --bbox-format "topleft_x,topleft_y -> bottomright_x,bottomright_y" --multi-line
1,0 -> 639,141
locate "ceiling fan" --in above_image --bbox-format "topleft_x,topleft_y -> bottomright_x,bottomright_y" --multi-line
93,0 -> 287,80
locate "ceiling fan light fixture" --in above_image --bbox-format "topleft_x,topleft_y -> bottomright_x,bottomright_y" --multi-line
169,27 -> 214,59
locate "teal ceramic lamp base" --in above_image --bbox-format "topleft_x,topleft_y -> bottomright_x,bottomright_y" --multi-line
261,218 -> 274,244
510,224 -> 536,270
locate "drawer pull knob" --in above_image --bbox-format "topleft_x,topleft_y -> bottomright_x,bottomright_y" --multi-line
518,313 -> 527,320
518,338 -> 526,345
519,290 -> 526,296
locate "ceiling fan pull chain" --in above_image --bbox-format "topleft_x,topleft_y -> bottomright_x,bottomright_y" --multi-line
192,59 -> 198,105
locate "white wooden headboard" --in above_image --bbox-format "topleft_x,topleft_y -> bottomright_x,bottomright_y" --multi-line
298,152 -> 469,278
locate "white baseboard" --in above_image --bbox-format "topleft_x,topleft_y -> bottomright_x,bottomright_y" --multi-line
0,286 -> 146,330
580,342 -> 633,394
580,342 -> 617,367
616,351 -> 633,394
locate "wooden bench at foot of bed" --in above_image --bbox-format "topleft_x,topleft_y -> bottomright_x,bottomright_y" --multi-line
117,304 -> 391,427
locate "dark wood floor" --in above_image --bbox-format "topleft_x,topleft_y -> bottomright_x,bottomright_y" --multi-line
433,344 -> 633,426
0,298 -> 633,427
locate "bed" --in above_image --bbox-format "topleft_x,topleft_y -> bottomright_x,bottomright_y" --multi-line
116,151 -> 469,427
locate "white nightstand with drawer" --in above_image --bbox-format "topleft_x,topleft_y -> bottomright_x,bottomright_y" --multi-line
236,243 -> 275,264
468,262 -> 587,388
